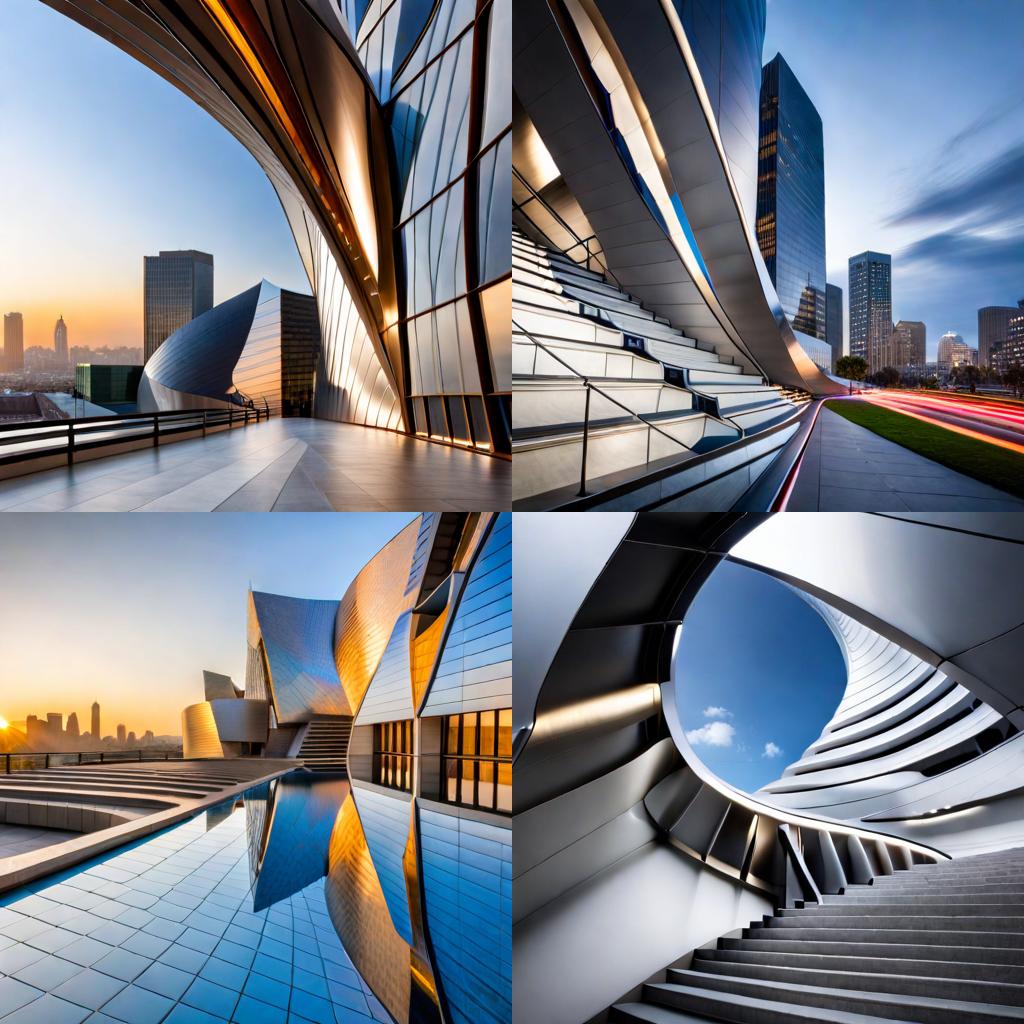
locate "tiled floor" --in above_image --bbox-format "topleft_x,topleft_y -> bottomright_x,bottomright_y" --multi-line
0,419 -> 509,512
0,826 -> 80,860
0,801 -> 385,1024
787,407 -> 1024,511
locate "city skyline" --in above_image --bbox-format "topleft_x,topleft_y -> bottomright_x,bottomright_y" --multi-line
762,0 -> 1024,358
0,0 -> 308,352
0,513 -> 416,736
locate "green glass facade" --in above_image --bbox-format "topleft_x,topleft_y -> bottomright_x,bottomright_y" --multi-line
75,363 -> 143,404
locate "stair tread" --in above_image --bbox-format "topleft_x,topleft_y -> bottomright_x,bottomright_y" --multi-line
614,995 -> 914,1024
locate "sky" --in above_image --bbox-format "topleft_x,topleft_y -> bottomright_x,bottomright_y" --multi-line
674,560 -> 845,793
0,514 -> 416,737
763,0 -> 1024,358
0,0 -> 308,352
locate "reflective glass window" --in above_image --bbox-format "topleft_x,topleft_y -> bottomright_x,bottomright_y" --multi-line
439,710 -> 512,814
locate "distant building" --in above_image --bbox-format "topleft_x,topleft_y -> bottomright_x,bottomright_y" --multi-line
47,712 -> 63,738
25,715 -> 41,746
937,332 -> 974,378
825,284 -> 843,370
848,252 -> 892,372
54,316 -> 69,364
889,320 -> 926,377
978,303 -> 1023,367
143,250 -> 214,361
116,723 -> 126,745
3,312 -> 24,371
127,731 -> 137,746
143,730 -> 154,745
92,702 -> 100,739
66,712 -> 80,739
991,306 -> 1024,376
76,364 -> 143,405
756,54 -> 827,365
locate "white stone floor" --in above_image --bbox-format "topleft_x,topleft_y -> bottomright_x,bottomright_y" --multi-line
0,825 -> 78,859
0,419 -> 510,512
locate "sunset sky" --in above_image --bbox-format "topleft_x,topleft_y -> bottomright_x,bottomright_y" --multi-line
0,514 -> 416,737
0,0 -> 308,351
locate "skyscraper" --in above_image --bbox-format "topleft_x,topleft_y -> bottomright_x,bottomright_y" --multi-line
91,701 -> 100,739
143,250 -> 214,361
66,712 -> 80,738
979,302 -> 1024,367
756,54 -> 827,363
3,312 -> 24,371
937,331 -> 971,377
54,315 -> 68,364
116,723 -> 126,744
825,284 -> 843,370
890,320 -> 926,376
848,252 -> 892,371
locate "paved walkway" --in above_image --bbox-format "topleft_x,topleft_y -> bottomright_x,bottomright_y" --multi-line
0,419 -> 509,512
0,825 -> 79,859
786,406 -> 1024,511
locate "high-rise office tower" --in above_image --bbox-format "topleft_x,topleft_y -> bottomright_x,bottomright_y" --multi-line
66,712 -> 80,738
46,713 -> 63,742
116,723 -> 126,744
92,702 -> 100,739
979,302 -> 1024,367
54,315 -> 68,364
143,250 -> 214,361
890,320 -> 926,376
3,312 -> 24,371
825,284 -> 843,370
848,252 -> 892,371
937,331 -> 970,377
756,54 -> 827,368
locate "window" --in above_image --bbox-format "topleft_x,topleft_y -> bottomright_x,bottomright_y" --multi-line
440,709 -> 511,814
373,719 -> 413,792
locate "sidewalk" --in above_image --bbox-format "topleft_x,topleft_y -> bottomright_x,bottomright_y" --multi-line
786,406 -> 1024,511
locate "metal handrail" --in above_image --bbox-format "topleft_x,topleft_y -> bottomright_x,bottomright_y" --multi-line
0,404 -> 270,469
2,749 -> 184,773
513,169 -> 625,287
514,317 -> 702,496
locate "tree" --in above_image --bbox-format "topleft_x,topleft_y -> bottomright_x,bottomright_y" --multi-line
1005,362 -> 1024,399
950,363 -> 982,393
836,355 -> 868,382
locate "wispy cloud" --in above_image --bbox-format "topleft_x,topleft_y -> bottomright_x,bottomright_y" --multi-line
702,706 -> 732,719
899,230 -> 1024,272
762,741 -> 782,758
686,721 -> 735,748
887,142 -> 1024,231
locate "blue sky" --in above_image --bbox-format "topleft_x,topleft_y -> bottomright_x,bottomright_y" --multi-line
763,0 -> 1024,357
674,560 -> 845,793
0,0 -> 308,351
0,514 -> 415,736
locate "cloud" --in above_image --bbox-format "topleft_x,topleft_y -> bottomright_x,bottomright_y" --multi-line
686,721 -> 735,748
898,230 -> 1024,273
762,741 -> 782,758
887,142 -> 1024,231
702,706 -> 732,719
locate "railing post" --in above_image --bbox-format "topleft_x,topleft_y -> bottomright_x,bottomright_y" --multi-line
245,408 -> 249,427
78,752 -> 82,765
100,752 -> 105,763
577,383 -> 591,497
153,414 -> 160,448
67,421 -> 75,466
45,753 -> 50,768
229,408 -> 234,428
202,410 -> 207,437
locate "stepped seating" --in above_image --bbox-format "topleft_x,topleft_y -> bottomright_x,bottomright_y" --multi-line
513,229 -> 801,502
612,845 -> 1024,1023
297,716 -> 352,772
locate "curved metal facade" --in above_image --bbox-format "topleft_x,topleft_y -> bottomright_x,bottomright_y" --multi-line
46,0 -> 511,453
513,0 -> 842,397
248,590 -> 347,724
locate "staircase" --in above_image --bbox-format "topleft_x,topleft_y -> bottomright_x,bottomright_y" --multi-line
297,716 -> 352,772
513,228 -> 802,504
612,845 -> 1024,1023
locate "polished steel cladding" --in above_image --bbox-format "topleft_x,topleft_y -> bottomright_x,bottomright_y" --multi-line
46,0 -> 511,453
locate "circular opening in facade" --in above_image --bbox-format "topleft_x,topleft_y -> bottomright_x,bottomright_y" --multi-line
673,559 -> 846,794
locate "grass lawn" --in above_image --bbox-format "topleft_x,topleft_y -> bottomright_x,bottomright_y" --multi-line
824,399 -> 1024,499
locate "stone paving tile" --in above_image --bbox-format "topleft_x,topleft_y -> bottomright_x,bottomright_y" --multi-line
0,798 -> 380,1024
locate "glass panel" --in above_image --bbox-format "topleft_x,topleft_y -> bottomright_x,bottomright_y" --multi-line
479,710 -> 495,756
446,716 -> 459,756
498,709 -> 512,757
478,761 -> 495,811
466,395 -> 490,449
445,758 -> 458,802
459,758 -> 475,805
497,762 -> 511,813
447,395 -> 471,444
462,713 -> 477,756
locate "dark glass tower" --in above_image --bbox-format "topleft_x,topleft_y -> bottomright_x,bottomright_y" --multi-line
143,250 -> 214,362
825,283 -> 843,370
848,251 -> 891,370
756,53 -> 826,345
3,312 -> 24,371
978,304 -> 1020,368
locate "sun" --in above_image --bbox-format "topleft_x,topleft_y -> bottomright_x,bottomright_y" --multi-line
0,717 -> 8,730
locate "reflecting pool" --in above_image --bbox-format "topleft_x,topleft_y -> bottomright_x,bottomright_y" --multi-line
0,770 -> 511,1024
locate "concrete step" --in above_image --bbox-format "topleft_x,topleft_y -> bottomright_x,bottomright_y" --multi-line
748,926 -> 1024,949
773,912 -> 1024,931
719,936 -> 1024,968
788,902 -> 1024,917
647,973 -> 1024,1022
829,893 -> 1024,905
612,993 -> 911,1024
686,958 -> 1024,1006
